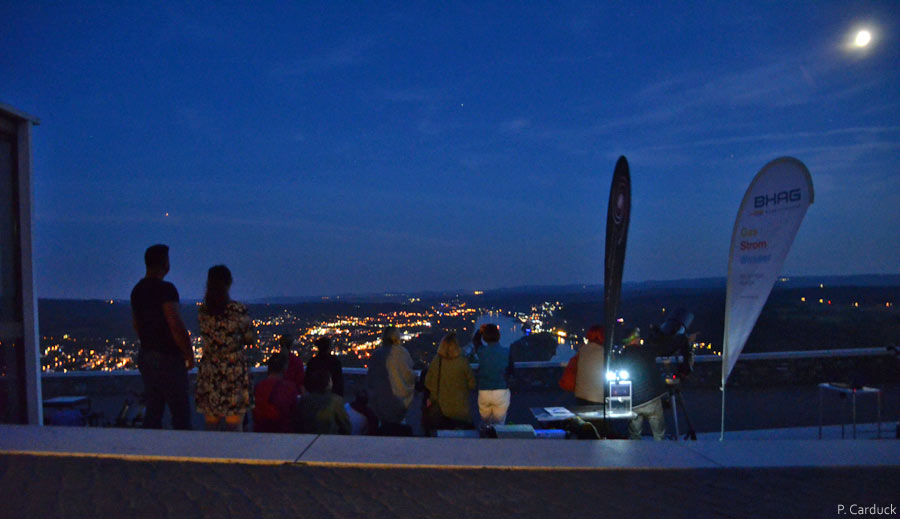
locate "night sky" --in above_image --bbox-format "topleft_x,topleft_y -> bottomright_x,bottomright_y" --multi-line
3,2 -> 898,300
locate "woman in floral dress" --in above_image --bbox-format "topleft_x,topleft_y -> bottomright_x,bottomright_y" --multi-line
195,265 -> 256,431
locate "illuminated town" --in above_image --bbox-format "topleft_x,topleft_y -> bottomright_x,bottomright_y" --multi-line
38,296 -> 565,373
37,282 -> 897,374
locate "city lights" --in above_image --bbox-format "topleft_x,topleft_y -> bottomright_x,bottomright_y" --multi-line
39,296 -> 579,372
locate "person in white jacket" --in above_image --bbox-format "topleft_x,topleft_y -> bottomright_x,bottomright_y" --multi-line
366,326 -> 415,433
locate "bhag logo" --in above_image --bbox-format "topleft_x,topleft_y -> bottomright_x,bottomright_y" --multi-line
754,189 -> 801,208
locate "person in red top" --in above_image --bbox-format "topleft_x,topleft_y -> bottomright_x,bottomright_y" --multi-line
280,334 -> 305,394
253,353 -> 299,433
559,325 -> 605,404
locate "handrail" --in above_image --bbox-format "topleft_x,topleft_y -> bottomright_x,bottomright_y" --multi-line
680,346 -> 891,363
40,347 -> 893,377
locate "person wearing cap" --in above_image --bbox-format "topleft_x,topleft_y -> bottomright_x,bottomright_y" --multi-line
620,308 -> 696,440
279,334 -> 306,394
559,325 -> 606,399
574,325 -> 606,405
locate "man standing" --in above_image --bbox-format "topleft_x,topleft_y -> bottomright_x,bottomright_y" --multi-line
130,244 -> 194,430
621,309 -> 695,440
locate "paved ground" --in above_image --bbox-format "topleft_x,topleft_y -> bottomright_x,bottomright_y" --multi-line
3,422 -> 899,518
2,453 -> 898,519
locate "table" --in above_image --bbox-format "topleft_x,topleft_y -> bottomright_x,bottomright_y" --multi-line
43,396 -> 93,426
43,395 -> 91,410
818,383 -> 882,439
530,406 -> 636,426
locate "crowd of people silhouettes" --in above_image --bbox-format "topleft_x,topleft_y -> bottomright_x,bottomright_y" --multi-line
130,243 -> 682,438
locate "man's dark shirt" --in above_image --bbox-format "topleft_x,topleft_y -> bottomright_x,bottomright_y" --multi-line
619,332 -> 690,406
306,353 -> 344,396
131,277 -> 180,356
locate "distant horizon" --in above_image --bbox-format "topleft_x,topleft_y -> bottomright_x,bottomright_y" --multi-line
37,272 -> 900,302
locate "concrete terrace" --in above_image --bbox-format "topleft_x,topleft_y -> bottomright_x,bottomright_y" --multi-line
20,350 -> 900,517
1,424 -> 898,518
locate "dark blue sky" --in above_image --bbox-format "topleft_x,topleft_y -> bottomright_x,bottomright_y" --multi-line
3,2 -> 899,299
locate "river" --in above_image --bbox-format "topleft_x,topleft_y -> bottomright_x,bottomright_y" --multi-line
473,311 -> 577,363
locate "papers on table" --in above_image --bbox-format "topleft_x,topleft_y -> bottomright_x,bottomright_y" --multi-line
544,407 -> 575,418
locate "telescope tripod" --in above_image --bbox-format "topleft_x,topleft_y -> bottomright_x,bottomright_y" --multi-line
668,384 -> 697,441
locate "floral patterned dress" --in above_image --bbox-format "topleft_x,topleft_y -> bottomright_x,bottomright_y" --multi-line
195,301 -> 255,416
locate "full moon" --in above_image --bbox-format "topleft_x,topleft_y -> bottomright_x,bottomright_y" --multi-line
855,30 -> 872,47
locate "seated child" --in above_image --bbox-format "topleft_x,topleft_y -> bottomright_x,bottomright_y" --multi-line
253,353 -> 299,433
294,369 -> 351,435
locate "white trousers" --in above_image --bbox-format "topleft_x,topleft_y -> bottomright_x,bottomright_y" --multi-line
478,389 -> 511,425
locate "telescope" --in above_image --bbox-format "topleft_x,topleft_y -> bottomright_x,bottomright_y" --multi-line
605,308 -> 698,439
657,308 -> 693,336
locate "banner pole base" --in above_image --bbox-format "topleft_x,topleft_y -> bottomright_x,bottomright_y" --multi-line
719,384 -> 726,441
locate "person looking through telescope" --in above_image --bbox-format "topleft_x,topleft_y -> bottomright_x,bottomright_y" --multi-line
619,308 -> 696,440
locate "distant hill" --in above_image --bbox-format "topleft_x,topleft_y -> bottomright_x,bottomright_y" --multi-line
556,285 -> 900,353
38,299 -> 199,339
250,274 -> 900,304
38,275 -> 900,354
776,274 -> 900,288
